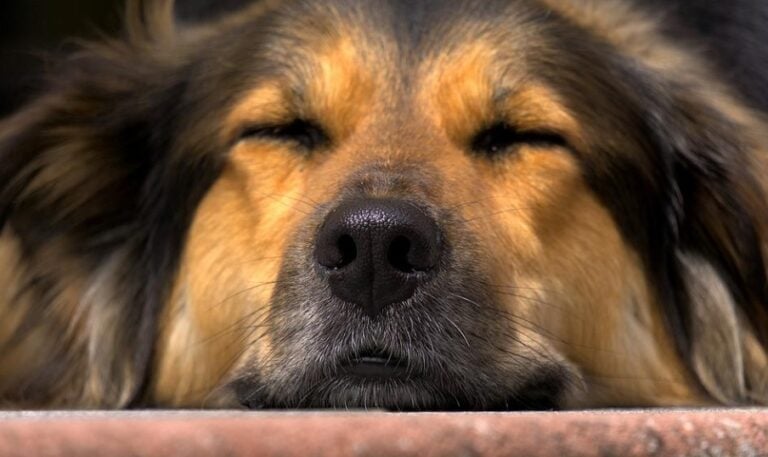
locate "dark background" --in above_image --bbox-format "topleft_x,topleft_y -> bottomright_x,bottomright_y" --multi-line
0,0 -> 250,117
1,0 -> 767,117
0,0 -> 118,115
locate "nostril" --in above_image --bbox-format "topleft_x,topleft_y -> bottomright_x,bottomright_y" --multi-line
388,235 -> 415,273
388,231 -> 440,274
335,234 -> 357,268
316,229 -> 358,269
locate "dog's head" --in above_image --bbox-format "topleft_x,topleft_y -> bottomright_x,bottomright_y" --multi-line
1,0 -> 768,409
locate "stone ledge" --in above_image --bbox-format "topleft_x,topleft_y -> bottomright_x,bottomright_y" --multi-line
0,409 -> 766,457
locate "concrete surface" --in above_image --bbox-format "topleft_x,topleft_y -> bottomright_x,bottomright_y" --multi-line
0,409 -> 766,457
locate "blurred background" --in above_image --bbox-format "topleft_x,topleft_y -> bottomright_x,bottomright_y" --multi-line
1,0 -> 766,117
0,0 -> 249,117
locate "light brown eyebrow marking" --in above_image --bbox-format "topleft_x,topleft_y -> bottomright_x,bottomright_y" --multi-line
498,84 -> 585,149
223,81 -> 293,144
223,34 -> 377,147
302,35 -> 376,140
420,41 -> 498,144
419,40 -> 583,150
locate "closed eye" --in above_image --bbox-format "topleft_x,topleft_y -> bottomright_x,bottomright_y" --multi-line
471,122 -> 567,157
237,118 -> 329,151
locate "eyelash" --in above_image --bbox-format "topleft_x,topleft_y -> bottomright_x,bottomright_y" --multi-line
238,119 -> 329,151
470,122 -> 567,156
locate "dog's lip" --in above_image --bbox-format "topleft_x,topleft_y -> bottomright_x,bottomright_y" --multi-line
342,351 -> 410,379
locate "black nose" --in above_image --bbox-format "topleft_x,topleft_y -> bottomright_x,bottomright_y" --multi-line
315,198 -> 441,317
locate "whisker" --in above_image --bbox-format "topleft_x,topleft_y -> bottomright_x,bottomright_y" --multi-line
459,206 -> 533,223
447,291 -> 563,367
231,255 -> 284,266
252,191 -> 313,216
195,306 -> 272,346
208,280 -> 279,310
422,291 -> 472,350
446,197 -> 496,210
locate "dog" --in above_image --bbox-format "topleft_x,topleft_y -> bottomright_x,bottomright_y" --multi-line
0,0 -> 767,410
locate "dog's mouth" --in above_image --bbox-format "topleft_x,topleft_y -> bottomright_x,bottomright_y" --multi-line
233,341 -> 569,411
341,348 -> 411,379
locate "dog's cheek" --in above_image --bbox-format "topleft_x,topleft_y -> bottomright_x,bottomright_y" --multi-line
469,148 -> 705,406
151,146 -> 309,407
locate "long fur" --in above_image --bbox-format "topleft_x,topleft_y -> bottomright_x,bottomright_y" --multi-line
0,0 -> 767,408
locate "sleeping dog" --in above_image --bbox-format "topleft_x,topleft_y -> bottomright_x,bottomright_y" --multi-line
0,0 -> 767,409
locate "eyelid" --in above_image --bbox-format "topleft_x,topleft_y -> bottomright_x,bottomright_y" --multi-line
470,122 -> 568,156
235,118 -> 329,150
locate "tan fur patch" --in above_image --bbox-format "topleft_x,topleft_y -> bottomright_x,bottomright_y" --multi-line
419,42 -> 583,150
500,85 -> 585,149
223,82 -> 295,143
224,36 -> 377,146
303,36 -> 377,140
153,143 -> 313,405
422,42 -> 498,143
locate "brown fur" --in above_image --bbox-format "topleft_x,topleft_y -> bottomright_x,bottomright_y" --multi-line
0,0 -> 766,409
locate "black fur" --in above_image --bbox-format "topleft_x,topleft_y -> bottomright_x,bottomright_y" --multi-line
0,0 -> 766,408
642,0 -> 768,112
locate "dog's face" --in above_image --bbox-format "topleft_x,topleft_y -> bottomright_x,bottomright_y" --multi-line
2,0 -> 768,409
147,0 -> 729,409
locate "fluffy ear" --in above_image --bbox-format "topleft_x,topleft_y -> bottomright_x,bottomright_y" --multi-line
658,87 -> 768,405
0,62 -> 149,407
0,2 -> 219,407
